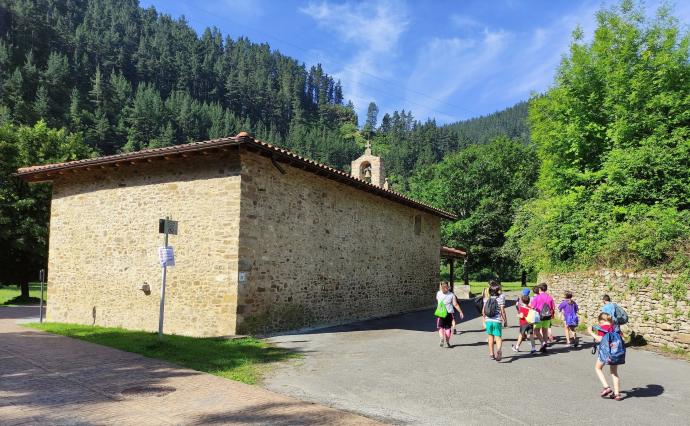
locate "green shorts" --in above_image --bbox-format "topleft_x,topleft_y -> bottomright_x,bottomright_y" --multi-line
485,321 -> 502,337
534,319 -> 551,329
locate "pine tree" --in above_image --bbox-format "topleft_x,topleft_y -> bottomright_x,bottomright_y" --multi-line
363,102 -> 379,134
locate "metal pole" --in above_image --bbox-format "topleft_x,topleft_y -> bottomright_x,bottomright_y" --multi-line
39,269 -> 45,323
449,259 -> 455,292
158,217 -> 169,338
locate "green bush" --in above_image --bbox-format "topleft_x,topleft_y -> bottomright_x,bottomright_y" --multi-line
508,1 -> 690,273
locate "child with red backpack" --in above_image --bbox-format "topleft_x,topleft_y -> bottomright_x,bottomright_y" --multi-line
588,312 -> 625,401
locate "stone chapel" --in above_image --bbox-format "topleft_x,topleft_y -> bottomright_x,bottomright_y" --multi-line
16,133 -> 456,336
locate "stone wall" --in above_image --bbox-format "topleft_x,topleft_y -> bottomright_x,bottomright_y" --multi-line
236,149 -> 441,334
540,270 -> 690,350
47,151 -> 242,337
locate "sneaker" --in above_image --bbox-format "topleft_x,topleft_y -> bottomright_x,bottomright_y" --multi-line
446,341 -> 452,348
573,341 -> 579,348
453,329 -> 457,335
539,345 -> 547,353
530,349 -> 537,355
496,350 -> 502,361
440,340 -> 444,347
511,345 -> 519,352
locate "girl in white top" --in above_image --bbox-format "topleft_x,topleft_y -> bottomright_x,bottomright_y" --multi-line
436,282 -> 464,348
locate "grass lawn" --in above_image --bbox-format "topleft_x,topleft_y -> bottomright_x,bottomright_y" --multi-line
0,283 -> 45,305
468,281 -> 530,295
27,322 -> 298,384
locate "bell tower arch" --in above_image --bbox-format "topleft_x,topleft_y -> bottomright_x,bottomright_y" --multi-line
351,141 -> 387,188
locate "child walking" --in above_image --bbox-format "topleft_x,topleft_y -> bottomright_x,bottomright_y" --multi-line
512,294 -> 536,354
483,281 -> 506,361
530,283 -> 555,353
436,282 -> 464,348
588,313 -> 624,401
558,291 -> 580,347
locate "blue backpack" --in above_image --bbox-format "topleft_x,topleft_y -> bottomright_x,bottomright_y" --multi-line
595,326 -> 626,365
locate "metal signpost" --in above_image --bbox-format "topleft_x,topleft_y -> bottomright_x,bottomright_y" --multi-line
39,269 -> 45,323
158,217 -> 177,338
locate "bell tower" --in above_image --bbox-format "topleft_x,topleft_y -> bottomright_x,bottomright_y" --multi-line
351,141 -> 388,188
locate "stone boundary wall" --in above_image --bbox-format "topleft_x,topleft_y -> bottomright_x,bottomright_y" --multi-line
539,270 -> 690,350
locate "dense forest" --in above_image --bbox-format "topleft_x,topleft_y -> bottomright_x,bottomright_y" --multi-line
0,0 -> 528,173
0,0 -> 532,290
370,101 -> 529,191
0,0 -> 363,167
444,101 -> 529,146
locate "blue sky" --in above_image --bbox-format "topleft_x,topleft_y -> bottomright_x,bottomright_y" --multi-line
139,0 -> 690,124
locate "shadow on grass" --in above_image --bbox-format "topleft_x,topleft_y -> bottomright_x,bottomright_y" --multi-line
27,323 -> 301,384
2,295 -> 41,306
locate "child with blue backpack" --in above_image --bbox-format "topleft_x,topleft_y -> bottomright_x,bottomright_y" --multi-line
558,291 -> 579,347
588,312 -> 625,401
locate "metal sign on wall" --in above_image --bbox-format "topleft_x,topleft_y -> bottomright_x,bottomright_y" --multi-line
159,219 -> 178,235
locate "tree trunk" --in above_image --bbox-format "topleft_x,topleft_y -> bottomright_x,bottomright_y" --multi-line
20,281 -> 29,298
521,270 -> 527,287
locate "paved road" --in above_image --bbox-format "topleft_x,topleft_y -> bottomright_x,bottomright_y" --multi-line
0,306 -> 377,425
265,299 -> 690,425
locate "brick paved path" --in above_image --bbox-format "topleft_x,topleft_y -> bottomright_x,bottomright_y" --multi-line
0,306 -> 378,425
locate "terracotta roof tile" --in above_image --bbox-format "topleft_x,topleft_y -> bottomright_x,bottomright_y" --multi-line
441,246 -> 467,258
15,133 -> 457,220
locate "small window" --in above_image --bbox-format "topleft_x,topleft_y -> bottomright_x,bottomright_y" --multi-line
414,215 -> 422,235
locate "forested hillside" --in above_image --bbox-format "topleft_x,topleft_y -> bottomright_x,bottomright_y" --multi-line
0,0 -> 529,174
444,101 -> 529,146
366,102 -> 529,191
0,0 -> 361,168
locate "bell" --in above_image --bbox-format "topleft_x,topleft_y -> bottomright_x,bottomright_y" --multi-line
364,168 -> 372,179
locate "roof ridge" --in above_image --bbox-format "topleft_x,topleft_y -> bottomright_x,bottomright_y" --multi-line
15,133 -> 457,220
243,136 -> 455,219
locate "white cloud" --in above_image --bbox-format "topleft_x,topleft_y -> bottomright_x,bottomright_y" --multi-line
301,0 -> 409,116
405,2 -> 604,121
405,29 -> 511,121
450,14 -> 483,30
